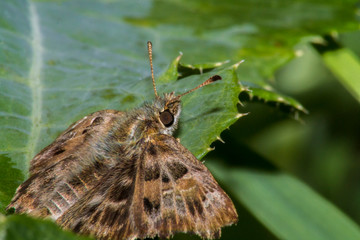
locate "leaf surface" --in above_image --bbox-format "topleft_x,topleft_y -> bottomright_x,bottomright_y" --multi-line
208,160 -> 360,240
0,0 -> 359,239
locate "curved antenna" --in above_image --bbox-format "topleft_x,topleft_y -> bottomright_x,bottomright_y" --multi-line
177,75 -> 222,99
147,41 -> 158,97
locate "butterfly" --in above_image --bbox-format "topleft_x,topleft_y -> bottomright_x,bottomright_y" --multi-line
7,41 -> 238,240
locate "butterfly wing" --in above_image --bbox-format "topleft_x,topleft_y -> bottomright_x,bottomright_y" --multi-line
57,134 -> 237,240
140,134 -> 238,239
7,110 -> 125,219
29,109 -> 125,175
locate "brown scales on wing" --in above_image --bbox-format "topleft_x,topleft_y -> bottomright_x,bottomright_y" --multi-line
7,97 -> 238,240
57,134 -> 237,240
6,110 -> 126,219
140,135 -> 237,239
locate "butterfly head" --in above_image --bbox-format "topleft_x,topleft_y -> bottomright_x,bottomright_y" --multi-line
149,92 -> 181,135
145,41 -> 222,136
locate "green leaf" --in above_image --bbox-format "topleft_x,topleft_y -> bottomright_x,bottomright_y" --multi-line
0,155 -> 23,213
0,214 -> 92,240
1,0 -> 359,239
134,0 -> 358,113
208,160 -> 360,240
320,48 -> 360,103
179,65 -> 242,158
311,34 -> 360,103
245,87 -> 308,114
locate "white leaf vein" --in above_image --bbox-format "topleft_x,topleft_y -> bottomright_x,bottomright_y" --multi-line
26,1 -> 44,170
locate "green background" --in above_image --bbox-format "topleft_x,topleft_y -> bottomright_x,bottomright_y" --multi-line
1,0 -> 360,239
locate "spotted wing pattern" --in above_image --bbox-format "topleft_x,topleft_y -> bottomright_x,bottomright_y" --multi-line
57,134 -> 237,240
7,110 -> 124,219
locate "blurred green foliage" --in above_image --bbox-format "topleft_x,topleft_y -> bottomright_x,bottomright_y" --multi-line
1,0 -> 360,239
210,31 -> 360,239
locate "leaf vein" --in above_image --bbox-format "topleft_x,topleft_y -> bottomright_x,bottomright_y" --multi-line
26,2 -> 44,171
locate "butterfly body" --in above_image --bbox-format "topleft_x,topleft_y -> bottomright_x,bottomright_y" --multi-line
7,43 -> 238,240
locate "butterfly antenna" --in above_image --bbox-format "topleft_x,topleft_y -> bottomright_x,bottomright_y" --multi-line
177,75 -> 222,99
147,41 -> 158,98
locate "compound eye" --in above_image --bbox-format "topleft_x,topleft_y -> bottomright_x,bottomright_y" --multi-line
159,110 -> 174,127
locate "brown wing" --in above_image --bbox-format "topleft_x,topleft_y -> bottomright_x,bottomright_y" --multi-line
57,134 -> 237,240
7,110 -> 125,219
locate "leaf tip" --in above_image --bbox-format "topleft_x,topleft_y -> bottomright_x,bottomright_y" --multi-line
233,59 -> 245,69
216,136 -> 225,144
207,146 -> 215,152
236,112 -> 249,119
